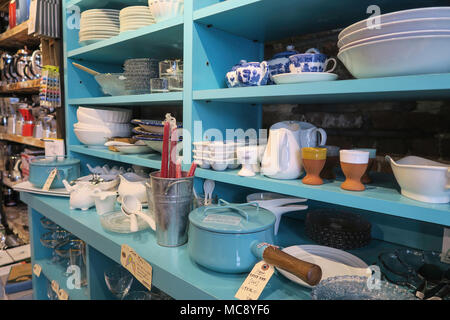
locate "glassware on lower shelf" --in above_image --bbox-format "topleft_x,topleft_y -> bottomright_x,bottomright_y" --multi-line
168,75 -> 183,91
104,264 -> 134,299
150,78 -> 169,93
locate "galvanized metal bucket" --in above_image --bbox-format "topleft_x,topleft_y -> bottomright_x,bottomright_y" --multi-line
148,171 -> 194,247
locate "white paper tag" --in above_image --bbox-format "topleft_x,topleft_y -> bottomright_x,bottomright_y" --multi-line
235,261 -> 275,300
44,139 -> 65,158
51,280 -> 59,293
42,168 -> 58,191
203,214 -> 242,226
33,264 -> 42,277
120,244 -> 152,291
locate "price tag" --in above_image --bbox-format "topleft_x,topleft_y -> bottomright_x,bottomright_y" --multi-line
32,263 -> 42,277
235,261 -> 274,300
42,168 -> 58,191
120,244 -> 152,291
58,289 -> 69,300
51,280 -> 59,294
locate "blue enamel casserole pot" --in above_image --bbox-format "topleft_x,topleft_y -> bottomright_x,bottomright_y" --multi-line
28,156 -> 81,189
187,199 -> 322,286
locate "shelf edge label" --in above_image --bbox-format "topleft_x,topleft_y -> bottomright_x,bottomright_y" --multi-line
120,244 -> 152,291
235,260 -> 274,300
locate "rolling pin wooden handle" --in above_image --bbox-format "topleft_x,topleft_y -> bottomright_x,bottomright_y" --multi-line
72,62 -> 100,76
262,246 -> 322,286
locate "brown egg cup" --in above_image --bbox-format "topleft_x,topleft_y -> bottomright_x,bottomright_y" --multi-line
340,161 -> 368,191
360,158 -> 375,184
320,156 -> 339,180
302,159 -> 326,185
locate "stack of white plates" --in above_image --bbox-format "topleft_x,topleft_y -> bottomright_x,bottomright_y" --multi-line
79,9 -> 120,45
337,7 -> 450,78
119,6 -> 155,33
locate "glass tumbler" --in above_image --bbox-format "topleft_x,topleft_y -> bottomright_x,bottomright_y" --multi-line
68,239 -> 87,287
158,59 -> 183,77
150,78 -> 169,93
168,75 -> 183,91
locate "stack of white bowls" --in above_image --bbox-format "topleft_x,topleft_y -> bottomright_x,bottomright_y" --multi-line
148,0 -> 184,23
119,6 -> 155,33
337,7 -> 450,78
74,107 -> 132,147
79,9 -> 120,45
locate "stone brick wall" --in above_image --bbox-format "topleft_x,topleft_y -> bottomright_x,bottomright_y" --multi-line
263,29 -> 450,171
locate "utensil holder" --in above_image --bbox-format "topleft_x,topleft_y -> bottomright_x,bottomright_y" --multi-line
149,171 -> 194,247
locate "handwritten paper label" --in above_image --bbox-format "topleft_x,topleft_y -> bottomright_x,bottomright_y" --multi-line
51,280 -> 59,293
32,264 -> 42,277
120,244 -> 152,291
42,168 -> 58,191
235,260 -> 274,300
58,289 -> 69,300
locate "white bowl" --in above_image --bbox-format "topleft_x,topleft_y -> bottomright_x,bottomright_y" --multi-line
338,17 -> 450,48
74,122 -> 131,136
148,0 -> 184,22
209,140 -> 244,153
386,155 -> 450,203
210,158 -> 237,171
340,150 -> 369,164
337,35 -> 450,78
193,156 -> 211,169
114,144 -> 152,154
340,29 -> 450,51
338,7 -> 450,39
142,139 -> 183,154
74,128 -> 110,146
77,106 -> 132,123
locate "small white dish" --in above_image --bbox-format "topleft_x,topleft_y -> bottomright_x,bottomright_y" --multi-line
193,156 -> 211,169
272,72 -> 338,84
210,158 -> 238,171
115,144 -> 152,154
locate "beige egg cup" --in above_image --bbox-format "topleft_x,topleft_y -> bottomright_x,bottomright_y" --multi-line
340,150 -> 369,191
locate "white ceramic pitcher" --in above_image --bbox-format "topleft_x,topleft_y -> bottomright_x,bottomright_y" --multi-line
261,123 -> 303,180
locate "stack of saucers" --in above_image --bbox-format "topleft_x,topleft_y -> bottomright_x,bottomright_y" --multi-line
79,9 -> 120,46
119,6 -> 156,33
123,58 -> 159,95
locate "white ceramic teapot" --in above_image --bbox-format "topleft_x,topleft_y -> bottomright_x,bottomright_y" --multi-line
261,122 -> 303,180
62,179 -> 101,211
117,172 -> 149,204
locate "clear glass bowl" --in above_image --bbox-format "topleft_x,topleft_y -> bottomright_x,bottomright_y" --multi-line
311,276 -> 417,300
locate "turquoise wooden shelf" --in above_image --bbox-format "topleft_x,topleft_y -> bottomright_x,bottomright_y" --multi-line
24,0 -> 450,300
34,258 -> 89,300
193,73 -> 450,104
70,145 -> 162,169
68,92 -> 183,106
195,168 -> 450,227
22,192 -> 411,300
68,16 -> 184,63
193,0 -> 448,41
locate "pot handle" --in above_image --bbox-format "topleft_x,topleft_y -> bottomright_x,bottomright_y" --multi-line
253,243 -> 322,286
203,199 -> 260,221
164,179 -> 191,195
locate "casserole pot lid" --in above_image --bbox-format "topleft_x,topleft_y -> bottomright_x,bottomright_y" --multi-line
189,199 -> 276,234
31,156 -> 80,166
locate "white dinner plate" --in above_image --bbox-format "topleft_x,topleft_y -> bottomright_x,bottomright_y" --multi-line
80,28 -> 119,34
276,245 -> 368,288
339,7 -> 450,39
337,34 -> 450,78
338,17 -> 450,48
120,18 -> 155,23
13,181 -> 70,197
272,72 -> 338,84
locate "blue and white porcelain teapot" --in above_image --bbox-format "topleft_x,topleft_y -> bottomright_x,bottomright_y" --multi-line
226,60 -> 269,88
267,45 -> 299,84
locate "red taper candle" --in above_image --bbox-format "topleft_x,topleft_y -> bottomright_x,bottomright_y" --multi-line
160,121 -> 170,178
